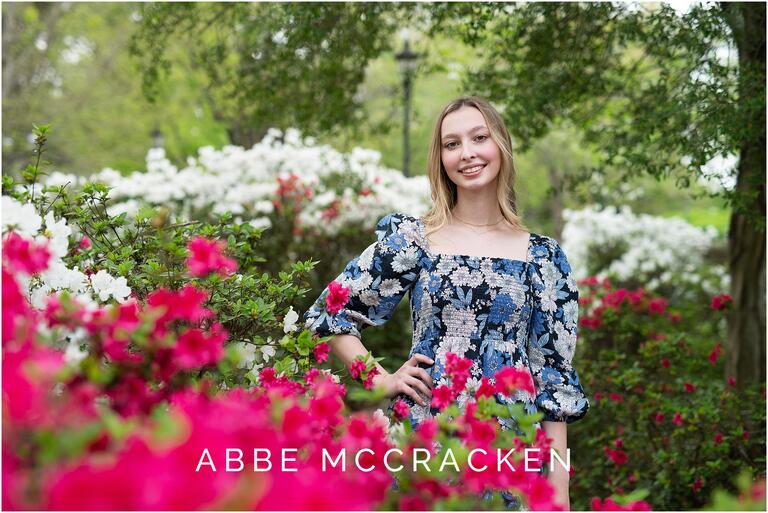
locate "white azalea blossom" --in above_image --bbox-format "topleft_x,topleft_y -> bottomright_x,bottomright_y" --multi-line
562,205 -> 728,298
64,340 -> 88,365
2,197 -> 133,307
2,196 -> 42,237
44,128 -> 431,236
90,270 -> 131,302
283,306 -> 299,333
260,342 -> 276,363
42,211 -> 72,258
233,342 -> 259,370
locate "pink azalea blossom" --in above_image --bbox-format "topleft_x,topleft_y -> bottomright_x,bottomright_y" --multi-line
430,385 -> 454,410
172,324 -> 227,370
313,342 -> 330,363
362,366 -> 379,390
476,377 -> 495,399
710,293 -> 733,310
648,297 -> 668,315
325,280 -> 350,315
393,399 -> 409,421
349,359 -> 366,380
494,366 -> 535,396
185,236 -> 237,277
708,342 -> 722,365
2,231 -> 51,275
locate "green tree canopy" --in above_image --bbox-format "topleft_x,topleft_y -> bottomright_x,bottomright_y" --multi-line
131,2 -> 413,146
426,1 -> 765,385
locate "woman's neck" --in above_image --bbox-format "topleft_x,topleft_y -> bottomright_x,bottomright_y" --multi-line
451,187 -> 503,225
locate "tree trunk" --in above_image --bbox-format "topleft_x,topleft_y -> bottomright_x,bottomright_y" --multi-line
724,2 -> 766,389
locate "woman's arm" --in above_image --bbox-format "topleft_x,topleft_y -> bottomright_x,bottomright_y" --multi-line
329,334 -> 433,406
328,334 -> 389,375
542,420 -> 570,510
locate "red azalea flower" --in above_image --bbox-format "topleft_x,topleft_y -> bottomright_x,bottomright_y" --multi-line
594,391 -> 603,401
313,342 -> 330,364
304,368 -> 320,384
476,377 -> 495,399
393,399 -> 409,421
684,382 -> 696,393
173,324 -> 227,370
613,438 -> 623,448
147,285 -> 212,327
672,412 -> 683,426
654,412 -> 665,424
727,376 -> 737,387
2,231 -> 51,275
710,293 -> 733,310
362,367 -> 379,390
325,280 -> 350,315
494,366 -> 535,396
79,237 -> 91,249
185,236 -> 237,277
660,358 -> 671,368
742,430 -> 750,441
431,385 -> 454,410
348,360 -> 366,380
399,496 -> 429,510
259,367 -> 277,385
445,352 -> 472,374
708,342 -> 722,365
417,418 -> 439,443
714,432 -> 723,445
667,311 -> 682,323
603,446 -> 628,465
648,297 -> 668,315
608,392 -> 623,403
691,477 -> 704,493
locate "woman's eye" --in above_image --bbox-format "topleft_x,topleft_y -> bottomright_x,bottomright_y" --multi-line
475,135 -> 488,142
444,141 -> 458,149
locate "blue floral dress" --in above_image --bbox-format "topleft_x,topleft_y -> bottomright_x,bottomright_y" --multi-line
303,212 -> 590,432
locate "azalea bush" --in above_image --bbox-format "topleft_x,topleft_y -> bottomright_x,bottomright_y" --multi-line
570,276 -> 766,510
3,202 -> 661,510
33,128 -> 429,370
561,205 -> 728,303
3,127 -> 329,385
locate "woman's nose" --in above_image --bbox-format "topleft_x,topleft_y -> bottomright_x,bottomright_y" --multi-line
461,143 -> 476,160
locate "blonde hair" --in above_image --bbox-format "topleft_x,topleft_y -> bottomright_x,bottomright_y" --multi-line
421,96 -> 527,240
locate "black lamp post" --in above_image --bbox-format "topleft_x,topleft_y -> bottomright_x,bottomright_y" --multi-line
150,127 -> 164,149
395,39 -> 419,177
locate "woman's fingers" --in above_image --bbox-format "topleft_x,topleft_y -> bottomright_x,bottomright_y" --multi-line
398,382 -> 427,406
405,375 -> 432,398
409,353 -> 435,367
404,366 -> 433,387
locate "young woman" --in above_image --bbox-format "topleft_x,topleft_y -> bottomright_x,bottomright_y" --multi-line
303,96 -> 589,509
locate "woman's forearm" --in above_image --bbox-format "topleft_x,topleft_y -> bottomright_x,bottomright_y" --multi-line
542,420 -> 570,509
328,334 -> 388,375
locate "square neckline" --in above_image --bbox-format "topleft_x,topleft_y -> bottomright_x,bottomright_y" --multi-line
414,217 -> 533,265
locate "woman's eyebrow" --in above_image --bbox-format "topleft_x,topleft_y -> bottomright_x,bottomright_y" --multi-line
441,125 -> 488,141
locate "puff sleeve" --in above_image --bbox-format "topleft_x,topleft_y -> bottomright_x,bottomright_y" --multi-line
302,212 -> 426,339
526,236 -> 590,423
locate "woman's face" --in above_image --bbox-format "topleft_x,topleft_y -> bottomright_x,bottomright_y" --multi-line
440,106 -> 502,191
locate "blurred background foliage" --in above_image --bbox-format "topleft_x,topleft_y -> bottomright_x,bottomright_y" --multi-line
2,2 -> 731,236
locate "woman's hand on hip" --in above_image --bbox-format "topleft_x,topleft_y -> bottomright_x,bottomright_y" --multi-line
372,354 -> 434,406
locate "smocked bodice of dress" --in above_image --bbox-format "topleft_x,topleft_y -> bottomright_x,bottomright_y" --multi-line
303,212 -> 589,431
